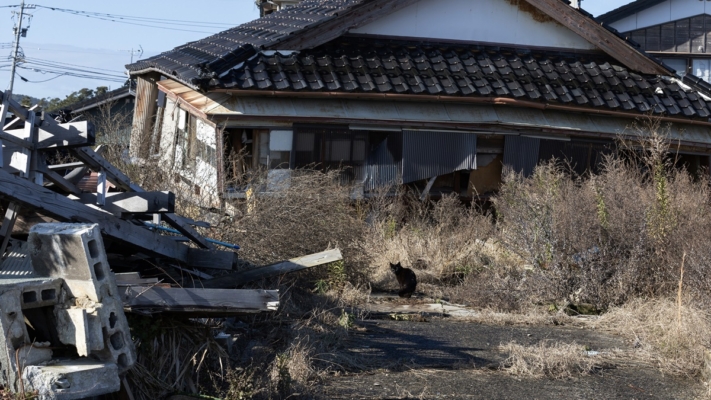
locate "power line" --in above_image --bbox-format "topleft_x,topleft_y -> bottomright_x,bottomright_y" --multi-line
22,57 -> 125,74
34,5 -> 235,33
33,5 -> 235,27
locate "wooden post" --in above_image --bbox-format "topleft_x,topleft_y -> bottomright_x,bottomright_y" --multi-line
130,72 -> 161,159
0,202 -> 19,256
97,169 -> 107,206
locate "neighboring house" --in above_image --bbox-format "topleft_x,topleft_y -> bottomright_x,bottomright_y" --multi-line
257,0 -> 304,17
63,84 -> 135,146
126,0 -> 711,207
598,0 -> 711,82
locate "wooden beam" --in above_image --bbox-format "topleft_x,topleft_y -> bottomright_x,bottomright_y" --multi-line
0,167 -> 192,263
0,202 -> 20,256
121,286 -> 279,315
187,248 -> 236,270
273,0 -> 418,50
4,121 -> 94,149
523,0 -> 669,75
200,248 -> 342,288
71,191 -> 176,216
40,166 -> 83,196
71,147 -> 214,249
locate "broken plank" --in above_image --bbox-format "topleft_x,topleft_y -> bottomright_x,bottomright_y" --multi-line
187,248 -> 236,270
0,167 -> 190,264
200,248 -> 342,288
71,147 -> 213,249
114,272 -> 160,286
4,121 -> 94,149
40,166 -> 83,196
71,191 -> 175,216
121,286 -> 279,315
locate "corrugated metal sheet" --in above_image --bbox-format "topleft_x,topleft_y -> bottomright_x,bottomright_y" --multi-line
0,240 -> 34,278
503,136 -> 540,177
365,132 -> 402,191
402,130 -> 477,183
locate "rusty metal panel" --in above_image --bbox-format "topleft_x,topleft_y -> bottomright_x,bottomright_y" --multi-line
401,130 -> 477,183
503,136 -> 540,177
365,132 -> 402,191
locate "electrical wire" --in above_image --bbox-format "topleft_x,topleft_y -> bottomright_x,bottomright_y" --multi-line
22,57 -> 125,74
34,5 -> 235,33
15,71 -> 63,83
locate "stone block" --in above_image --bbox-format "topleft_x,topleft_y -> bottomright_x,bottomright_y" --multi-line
23,359 -> 120,400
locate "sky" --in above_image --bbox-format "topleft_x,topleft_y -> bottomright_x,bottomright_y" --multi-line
0,0 -> 624,100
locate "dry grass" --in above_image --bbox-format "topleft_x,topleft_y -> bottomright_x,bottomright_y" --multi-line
464,307 -> 576,327
595,298 -> 711,378
499,341 -> 601,378
125,317 -> 229,400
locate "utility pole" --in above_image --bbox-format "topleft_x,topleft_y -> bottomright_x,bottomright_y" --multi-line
8,2 -> 34,94
8,0 -> 26,94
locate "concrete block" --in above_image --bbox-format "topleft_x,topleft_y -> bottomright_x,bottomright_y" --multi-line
29,223 -> 114,303
23,359 -> 120,400
29,223 -> 136,373
55,308 -> 89,357
17,343 -> 52,366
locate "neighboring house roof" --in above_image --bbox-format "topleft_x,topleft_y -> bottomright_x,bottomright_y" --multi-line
127,0 -> 671,91
126,0 -> 382,87
596,0 -> 666,24
66,85 -> 134,114
215,39 -> 711,119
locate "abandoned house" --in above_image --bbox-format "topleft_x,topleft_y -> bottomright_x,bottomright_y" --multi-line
598,0 -> 711,83
63,83 -> 136,146
125,0 -> 711,205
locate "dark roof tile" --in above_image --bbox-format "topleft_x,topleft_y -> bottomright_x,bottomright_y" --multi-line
214,39 -> 711,119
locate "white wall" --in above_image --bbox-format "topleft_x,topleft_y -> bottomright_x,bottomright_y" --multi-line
159,98 -> 178,167
609,0 -> 711,32
350,0 -> 596,50
194,118 -> 218,193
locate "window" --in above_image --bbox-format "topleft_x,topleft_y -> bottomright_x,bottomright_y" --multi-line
293,126 -> 367,181
692,59 -> 711,83
662,58 -> 687,77
174,108 -> 197,169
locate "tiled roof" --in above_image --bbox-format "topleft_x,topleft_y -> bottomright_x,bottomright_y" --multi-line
596,0 -> 666,24
218,40 -> 711,119
126,0 -> 367,87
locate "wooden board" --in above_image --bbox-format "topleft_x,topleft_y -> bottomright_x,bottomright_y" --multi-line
199,248 -> 342,288
122,286 -> 279,315
187,248 -> 237,270
4,121 -> 94,149
71,191 -> 176,216
0,167 -> 191,263
71,147 -> 215,250
523,0 -> 669,75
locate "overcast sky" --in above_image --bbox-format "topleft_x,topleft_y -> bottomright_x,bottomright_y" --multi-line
0,0 -> 624,100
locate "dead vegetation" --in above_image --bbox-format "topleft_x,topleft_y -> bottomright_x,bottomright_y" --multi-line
92,112 -> 711,397
499,341 -> 601,379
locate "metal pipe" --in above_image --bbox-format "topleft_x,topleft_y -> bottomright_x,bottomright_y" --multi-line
142,222 -> 240,250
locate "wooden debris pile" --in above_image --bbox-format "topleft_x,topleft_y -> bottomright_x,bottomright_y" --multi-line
0,89 -> 342,315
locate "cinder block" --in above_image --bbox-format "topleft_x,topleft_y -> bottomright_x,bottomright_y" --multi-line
29,223 -> 136,372
23,359 -> 120,400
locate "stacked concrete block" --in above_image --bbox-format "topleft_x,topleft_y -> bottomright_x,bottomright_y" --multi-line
28,223 -> 136,372
0,223 -> 140,399
0,277 -> 62,393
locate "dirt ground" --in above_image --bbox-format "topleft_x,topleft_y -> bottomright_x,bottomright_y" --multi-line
309,295 -> 706,399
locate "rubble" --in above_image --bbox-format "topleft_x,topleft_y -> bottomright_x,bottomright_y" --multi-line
0,90 -> 339,398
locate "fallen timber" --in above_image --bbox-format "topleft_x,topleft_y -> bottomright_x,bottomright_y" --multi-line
0,89 -> 343,398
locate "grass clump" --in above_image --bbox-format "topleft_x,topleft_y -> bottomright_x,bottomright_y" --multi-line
500,341 -> 601,379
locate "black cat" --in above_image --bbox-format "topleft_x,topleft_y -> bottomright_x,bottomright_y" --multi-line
390,262 -> 417,298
